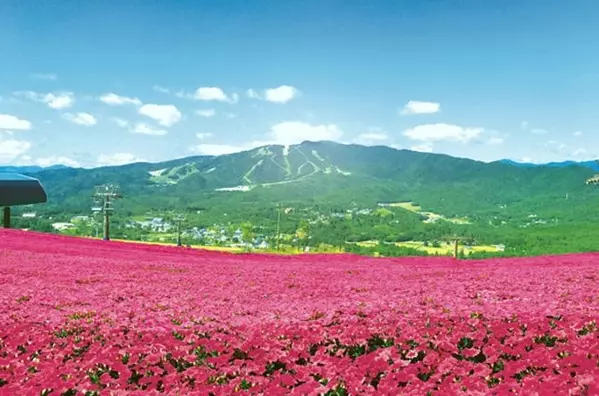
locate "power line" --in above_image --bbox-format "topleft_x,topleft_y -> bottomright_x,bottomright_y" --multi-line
92,184 -> 122,241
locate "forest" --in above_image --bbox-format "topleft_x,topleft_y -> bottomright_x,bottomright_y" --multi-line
7,141 -> 599,258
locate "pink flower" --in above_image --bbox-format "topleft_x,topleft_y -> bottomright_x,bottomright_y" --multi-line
146,353 -> 161,365
2,229 -> 599,394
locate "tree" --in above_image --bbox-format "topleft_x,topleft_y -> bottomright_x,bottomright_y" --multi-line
241,222 -> 254,248
295,219 -> 310,251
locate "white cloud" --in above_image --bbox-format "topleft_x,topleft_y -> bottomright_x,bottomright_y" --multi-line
139,104 -> 181,127
400,100 -> 440,115
264,85 -> 299,103
99,93 -> 142,106
186,87 -> 238,103
351,129 -> 389,146
15,91 -> 74,109
246,89 -> 261,99
192,144 -> 249,156
97,153 -> 145,166
0,114 -> 32,130
543,140 -> 568,157
34,156 -> 81,168
528,139 -> 599,162
196,108 -> 216,118
521,121 -> 549,135
190,121 -> 343,156
112,119 -> 166,136
411,144 -> 433,153
247,85 -> 300,103
0,139 -> 31,162
31,73 -> 57,81
62,112 -> 97,126
152,85 -> 170,94
573,131 -> 583,136
487,137 -> 504,145
358,132 -> 388,141
404,123 -> 482,142
269,121 -> 342,145
112,118 -> 130,128
194,87 -> 227,101
132,123 -> 168,136
196,133 -> 213,140
46,93 -> 74,109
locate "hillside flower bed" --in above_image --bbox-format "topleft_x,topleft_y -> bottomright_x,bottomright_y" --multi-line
1,229 -> 598,395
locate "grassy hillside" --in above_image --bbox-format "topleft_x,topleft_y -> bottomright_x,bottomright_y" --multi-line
29,141 -> 598,218
13,141 -> 599,258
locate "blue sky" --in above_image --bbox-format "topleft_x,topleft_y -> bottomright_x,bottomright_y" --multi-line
1,0 -> 598,167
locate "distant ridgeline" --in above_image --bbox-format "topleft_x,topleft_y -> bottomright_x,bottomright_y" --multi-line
497,159 -> 599,171
4,142 -> 599,257
0,142 -> 593,228
0,165 -> 70,174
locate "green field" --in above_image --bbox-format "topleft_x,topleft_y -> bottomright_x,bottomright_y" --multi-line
95,237 -> 345,255
356,240 -> 500,255
395,241 -> 500,255
390,202 -> 471,224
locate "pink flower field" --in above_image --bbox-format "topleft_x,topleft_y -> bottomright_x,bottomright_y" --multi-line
1,229 -> 599,395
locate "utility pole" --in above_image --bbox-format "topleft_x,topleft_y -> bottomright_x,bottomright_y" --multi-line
442,234 -> 469,259
453,238 -> 460,259
92,185 -> 122,241
275,203 -> 281,251
174,214 -> 186,247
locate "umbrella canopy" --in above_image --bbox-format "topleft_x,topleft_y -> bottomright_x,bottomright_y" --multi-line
0,173 -> 47,207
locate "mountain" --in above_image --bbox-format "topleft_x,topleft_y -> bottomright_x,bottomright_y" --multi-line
498,159 -> 599,171
496,159 -> 538,168
545,160 -> 599,171
24,141 -> 599,221
0,164 -> 70,174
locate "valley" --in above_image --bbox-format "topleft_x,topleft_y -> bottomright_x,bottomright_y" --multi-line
7,141 -> 599,258
383,201 -> 471,224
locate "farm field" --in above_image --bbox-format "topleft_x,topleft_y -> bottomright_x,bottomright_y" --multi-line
106,238 -> 340,255
395,241 -> 500,255
355,240 -> 500,255
1,229 -> 599,394
108,238 -> 244,253
389,202 -> 471,224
